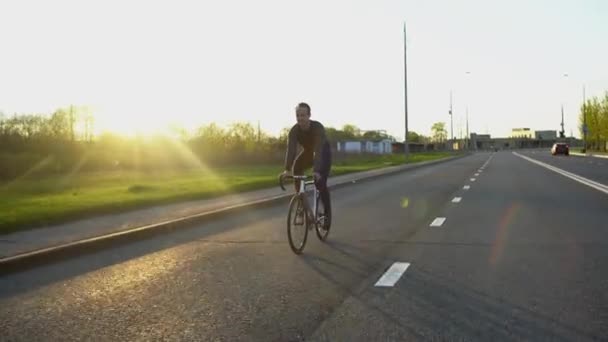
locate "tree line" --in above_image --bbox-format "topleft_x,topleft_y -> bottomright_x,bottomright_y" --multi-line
0,108 -> 435,180
579,91 -> 608,151
0,106 -> 452,180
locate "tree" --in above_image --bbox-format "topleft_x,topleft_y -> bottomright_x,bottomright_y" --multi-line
407,131 -> 422,143
342,124 -> 360,139
195,123 -> 227,149
278,127 -> 291,145
168,123 -> 191,142
324,125 -> 361,142
47,109 -> 71,140
227,122 -> 257,151
362,130 -> 392,140
0,112 -> 5,134
580,91 -> 608,151
431,122 -> 448,143
325,127 -> 348,142
599,93 -> 608,151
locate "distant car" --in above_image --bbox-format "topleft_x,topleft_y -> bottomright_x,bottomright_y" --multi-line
551,143 -> 569,156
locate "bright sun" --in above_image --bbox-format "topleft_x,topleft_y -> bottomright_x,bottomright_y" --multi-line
94,107 -> 171,137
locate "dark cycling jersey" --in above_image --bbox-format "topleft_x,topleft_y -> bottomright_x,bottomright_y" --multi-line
284,120 -> 331,173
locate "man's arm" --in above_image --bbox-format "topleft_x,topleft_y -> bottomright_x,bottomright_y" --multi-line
284,126 -> 298,171
312,122 -> 328,173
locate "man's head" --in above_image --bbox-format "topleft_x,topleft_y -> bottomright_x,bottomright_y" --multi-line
295,102 -> 311,130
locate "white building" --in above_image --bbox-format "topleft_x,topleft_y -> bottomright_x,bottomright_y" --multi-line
336,139 -> 393,154
511,128 -> 533,138
535,130 -> 557,140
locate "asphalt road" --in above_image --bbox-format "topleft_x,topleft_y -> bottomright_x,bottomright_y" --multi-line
1,151 -> 607,341
520,148 -> 608,185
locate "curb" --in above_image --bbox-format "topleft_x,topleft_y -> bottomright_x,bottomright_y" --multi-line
571,152 -> 608,159
0,153 -> 470,275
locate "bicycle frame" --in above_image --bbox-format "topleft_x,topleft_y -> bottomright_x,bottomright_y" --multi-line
280,173 -> 330,253
297,177 -> 317,222
280,174 -> 317,223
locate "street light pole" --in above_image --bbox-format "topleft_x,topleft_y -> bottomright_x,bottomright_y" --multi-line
403,22 -> 409,159
449,90 -> 454,144
560,105 -> 565,139
466,106 -> 469,149
583,85 -> 587,153
464,71 -> 471,149
560,73 -> 568,139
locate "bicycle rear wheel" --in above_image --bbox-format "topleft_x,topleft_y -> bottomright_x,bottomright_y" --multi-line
315,192 -> 331,241
287,195 -> 308,254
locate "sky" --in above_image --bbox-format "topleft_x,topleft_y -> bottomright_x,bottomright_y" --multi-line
1,0 -> 607,139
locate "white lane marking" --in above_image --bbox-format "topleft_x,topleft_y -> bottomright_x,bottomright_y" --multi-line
513,152 -> 608,195
463,185 -> 471,190
452,197 -> 462,203
375,262 -> 411,287
430,217 -> 446,227
474,173 -> 480,176
470,178 -> 476,182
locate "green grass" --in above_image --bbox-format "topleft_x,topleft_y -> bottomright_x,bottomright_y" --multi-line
572,148 -> 608,155
0,152 -> 455,234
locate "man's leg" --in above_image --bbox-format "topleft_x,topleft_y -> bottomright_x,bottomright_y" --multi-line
315,173 -> 331,229
293,151 -> 313,192
316,144 -> 332,229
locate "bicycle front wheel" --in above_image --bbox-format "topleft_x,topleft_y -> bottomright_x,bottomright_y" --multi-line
287,195 -> 308,254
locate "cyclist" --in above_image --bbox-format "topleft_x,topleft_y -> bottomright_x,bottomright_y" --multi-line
281,102 -> 332,230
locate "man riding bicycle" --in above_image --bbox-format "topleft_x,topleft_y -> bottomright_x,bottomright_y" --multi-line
281,102 -> 332,230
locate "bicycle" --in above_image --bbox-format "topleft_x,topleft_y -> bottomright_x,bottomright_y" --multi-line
279,174 -> 331,254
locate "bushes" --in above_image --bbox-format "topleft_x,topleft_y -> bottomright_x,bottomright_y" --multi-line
0,110 -> 405,181
0,117 -> 288,180
580,92 -> 608,152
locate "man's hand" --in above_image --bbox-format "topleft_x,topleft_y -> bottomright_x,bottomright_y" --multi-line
281,170 -> 292,178
313,172 -> 321,181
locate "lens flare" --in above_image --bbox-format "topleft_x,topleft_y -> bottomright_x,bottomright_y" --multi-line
489,202 -> 520,266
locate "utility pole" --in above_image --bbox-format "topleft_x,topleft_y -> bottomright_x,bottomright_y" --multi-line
583,85 -> 587,152
69,105 -> 75,142
257,120 -> 261,143
561,73 -> 568,140
466,106 -> 469,149
560,105 -> 565,139
464,71 -> 472,150
403,22 -> 409,159
449,90 -> 454,144
458,123 -> 462,140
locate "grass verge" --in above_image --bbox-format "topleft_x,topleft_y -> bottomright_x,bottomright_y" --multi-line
0,152 -> 456,234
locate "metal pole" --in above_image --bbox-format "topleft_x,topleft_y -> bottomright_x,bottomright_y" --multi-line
403,22 -> 409,159
449,90 -> 454,144
561,73 -> 568,139
560,105 -> 565,139
464,71 -> 471,150
69,105 -> 75,142
466,106 -> 469,149
583,85 -> 587,152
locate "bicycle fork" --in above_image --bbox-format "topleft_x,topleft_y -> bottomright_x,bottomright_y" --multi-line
298,180 -> 317,228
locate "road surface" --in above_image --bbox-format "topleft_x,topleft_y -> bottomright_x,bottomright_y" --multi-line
1,150 -> 607,341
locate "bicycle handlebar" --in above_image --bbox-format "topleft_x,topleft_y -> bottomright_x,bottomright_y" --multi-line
279,174 -> 311,191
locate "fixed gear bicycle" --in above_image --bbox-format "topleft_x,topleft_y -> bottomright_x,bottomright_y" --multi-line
279,174 -> 330,254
